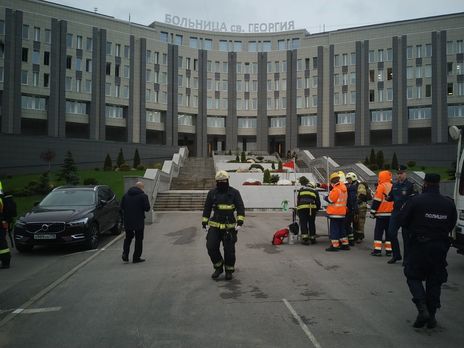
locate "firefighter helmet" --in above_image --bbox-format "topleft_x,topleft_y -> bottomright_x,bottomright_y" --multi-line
215,170 -> 230,181
338,171 -> 346,183
346,172 -> 358,181
329,172 -> 340,181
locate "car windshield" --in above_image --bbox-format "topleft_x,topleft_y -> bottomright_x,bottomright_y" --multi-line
40,190 -> 96,207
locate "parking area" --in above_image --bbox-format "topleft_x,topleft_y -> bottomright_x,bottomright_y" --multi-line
1,212 -> 464,347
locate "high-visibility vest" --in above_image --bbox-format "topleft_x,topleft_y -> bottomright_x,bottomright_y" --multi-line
373,181 -> 393,216
326,182 -> 347,218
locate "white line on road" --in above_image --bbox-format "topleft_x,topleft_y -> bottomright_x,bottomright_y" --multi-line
0,234 -> 124,328
13,307 -> 61,314
282,298 -> 322,348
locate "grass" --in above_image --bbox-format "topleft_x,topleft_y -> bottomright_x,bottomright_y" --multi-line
2,169 -> 147,218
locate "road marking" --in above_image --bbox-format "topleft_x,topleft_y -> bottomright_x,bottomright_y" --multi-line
0,234 -> 124,328
283,298 -> 322,348
13,307 -> 61,314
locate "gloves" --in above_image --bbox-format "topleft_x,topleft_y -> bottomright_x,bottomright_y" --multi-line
235,225 -> 241,233
236,220 -> 243,227
369,210 -> 376,219
202,221 -> 207,229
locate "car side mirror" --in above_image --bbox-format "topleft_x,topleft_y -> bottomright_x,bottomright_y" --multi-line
33,201 -> 40,207
99,199 -> 107,207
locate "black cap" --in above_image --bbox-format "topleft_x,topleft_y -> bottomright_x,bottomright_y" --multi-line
397,165 -> 407,173
424,173 -> 440,184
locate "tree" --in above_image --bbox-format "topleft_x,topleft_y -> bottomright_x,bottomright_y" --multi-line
263,169 -> 271,183
57,151 -> 80,185
116,148 -> 125,168
240,151 -> 246,163
278,160 -> 283,171
235,154 -> 240,162
103,154 -> 113,171
271,162 -> 275,170
133,148 -> 141,168
369,148 -> 376,165
391,152 -> 399,170
376,150 -> 384,169
40,149 -> 56,171
364,156 -> 369,165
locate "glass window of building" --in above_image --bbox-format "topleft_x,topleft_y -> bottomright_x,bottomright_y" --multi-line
369,70 -> 375,82
105,82 -> 111,96
87,38 -> 93,51
233,41 -> 242,52
368,50 -> 375,63
297,78 -> 303,89
416,45 -> 422,58
175,35 -> 183,46
66,33 -> 73,48
408,107 -> 431,120
85,80 -> 92,93
282,61 -> 287,73
106,42 -> 112,55
124,65 -> 130,78
270,117 -> 286,128
267,61 -> 272,73
456,40 -> 463,54
342,54 -> 348,66
123,86 -> 129,99
297,96 -> 303,109
350,91 -> 356,104
447,41 -> 454,54
407,66 -> 413,79
300,115 -> 317,126
236,99 -> 242,110
248,41 -> 257,52
350,72 -> 356,85
33,27 -> 40,41
263,41 -> 271,52
386,48 -> 393,61
207,61 -> 212,72
177,94 -> 183,106
66,77 -> 73,92
312,95 -> 318,107
193,77 -> 199,89
236,80 -> 242,92
305,77 -> 310,88
281,79 -> 286,91
267,98 -> 272,110
350,52 -> 356,65
378,49 -> 384,62
106,62 -> 111,75
407,46 -> 413,59
305,96 -> 310,108
22,25 -> 29,40
312,76 -> 318,87
238,118 -> 257,128
115,85 -> 120,98
77,35 -> 83,49
281,97 -> 286,109
0,20 -> 4,35
76,57 -> 82,71
189,37 -> 198,48
297,59 -> 303,72
274,61 -> 280,73
371,109 -> 392,122
207,79 -> 212,90
215,61 -> 220,72
387,68 -> 393,80
244,80 -> 249,92
342,73 -> 348,85
415,66 -> 422,78
334,54 -> 340,67
160,32 -> 169,43
207,117 -> 225,128
45,29 -> 51,44
267,80 -> 272,91
203,39 -> 212,50
278,40 -> 286,51
222,80 -> 228,91
417,86 -> 422,99
425,44 -> 432,57
32,72 -> 39,87
369,89 -> 375,102
336,112 -> 355,124
32,50 -> 40,64
333,74 -> 339,86
378,69 -> 384,81
407,86 -> 413,99
252,63 -> 258,74
219,40 -> 228,52
252,98 -> 257,110
378,89 -> 384,102
313,57 -> 318,69
236,62 -> 242,74
387,88 -> 393,101
292,38 -> 300,49
252,80 -> 258,92
448,83 -> 454,95
222,62 -> 228,73
448,105 -> 464,117
334,93 -> 339,105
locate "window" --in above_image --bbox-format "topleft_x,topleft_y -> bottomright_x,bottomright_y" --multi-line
350,91 -> 356,104
222,62 -> 228,73
32,72 -> 39,87
457,40 -> 463,54
146,110 -> 161,123
448,83 -> 454,96
300,115 -> 317,126
297,96 -> 303,109
22,47 -> 28,62
77,36 -> 83,49
106,42 -> 112,55
85,80 -> 92,93
334,93 -> 339,105
369,90 -> 375,102
203,39 -> 212,50
416,45 -> 422,58
207,117 -> 225,128
292,38 -> 300,49
449,105 -> 464,118
106,62 -> 111,75
65,77 -> 72,91
105,83 -> 111,96
387,88 -> 393,101
448,62 -> 453,76
313,57 -> 318,69
115,44 -> 121,57
160,32 -> 168,43
22,25 -> 29,40
378,49 -> 384,62
407,46 -> 413,59
34,27 -> 40,41
371,109 -> 392,122
238,118 -> 257,129
219,40 -> 228,52
415,66 -> 422,78
407,66 -> 414,79
386,48 -> 393,61
333,74 -> 339,86
334,54 -> 340,67
408,107 -> 431,120
43,73 -> 49,88
425,44 -> 432,57
174,35 -> 182,46
297,78 -> 303,89
76,57 -> 82,71
21,95 -> 46,111
336,112 -> 355,124
123,86 -> 129,99
233,41 -> 242,52
263,41 -> 271,52
45,29 -> 51,44
66,100 -> 88,114
369,70 -> 375,83
407,86 -> 413,99
278,40 -> 286,51
350,52 -> 356,65
342,53 -> 348,66
350,72 -> 356,85
378,70 -> 384,82
66,56 -> 72,69
0,20 -> 4,35
124,45 -> 130,58
417,86 -> 422,99
66,33 -> 73,48
124,65 -> 130,78
270,117 -> 286,128
312,95 -> 318,107
447,41 -> 454,55
458,82 -> 464,96
387,68 -> 393,80
368,50 -> 375,63
378,89 -> 384,102
146,69 -> 152,82
425,84 -> 432,98
87,38 -> 93,51
106,105 -> 124,119
248,41 -> 257,52
115,85 -> 120,98
86,59 -> 92,73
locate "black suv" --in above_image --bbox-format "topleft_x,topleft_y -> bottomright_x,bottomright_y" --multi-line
14,185 -> 122,252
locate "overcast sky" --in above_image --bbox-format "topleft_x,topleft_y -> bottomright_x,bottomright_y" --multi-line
52,0 -> 464,33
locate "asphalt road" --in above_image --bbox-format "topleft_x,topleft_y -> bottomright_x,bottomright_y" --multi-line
1,212 -> 464,348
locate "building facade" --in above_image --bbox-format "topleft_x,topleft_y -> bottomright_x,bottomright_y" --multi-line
1,0 -> 464,157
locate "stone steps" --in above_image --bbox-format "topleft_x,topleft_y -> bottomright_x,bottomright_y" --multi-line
153,190 -> 208,211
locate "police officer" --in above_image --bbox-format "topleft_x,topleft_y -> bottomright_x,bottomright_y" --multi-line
325,172 -> 350,251
202,171 -> 245,281
398,173 -> 456,329
345,172 -> 358,246
296,182 -> 321,245
0,182 -> 11,269
385,165 -> 416,264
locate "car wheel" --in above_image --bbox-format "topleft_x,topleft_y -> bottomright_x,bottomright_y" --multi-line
86,223 -> 99,250
110,216 -> 123,235
16,244 -> 33,253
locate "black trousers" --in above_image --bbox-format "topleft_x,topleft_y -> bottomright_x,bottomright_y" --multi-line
123,228 -> 144,260
297,209 -> 317,239
404,239 -> 450,310
206,227 -> 237,272
344,211 -> 354,239
387,211 -> 401,259
0,252 -> 11,267
374,216 -> 390,243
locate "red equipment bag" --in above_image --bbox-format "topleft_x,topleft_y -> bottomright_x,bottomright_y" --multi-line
272,228 -> 289,245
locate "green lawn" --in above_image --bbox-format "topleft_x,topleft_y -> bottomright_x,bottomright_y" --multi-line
2,169 -> 146,218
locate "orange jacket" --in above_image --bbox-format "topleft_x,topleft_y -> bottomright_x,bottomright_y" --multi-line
326,182 -> 347,218
371,170 -> 393,216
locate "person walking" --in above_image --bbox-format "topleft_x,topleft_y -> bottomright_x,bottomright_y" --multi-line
344,172 -> 359,246
325,172 -> 349,251
398,173 -> 456,329
121,181 -> 151,263
202,170 -> 245,281
0,182 -> 12,269
385,165 -> 416,264
370,170 -> 394,256
296,182 -> 321,245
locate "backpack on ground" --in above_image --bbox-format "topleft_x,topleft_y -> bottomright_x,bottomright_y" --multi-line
272,228 -> 289,245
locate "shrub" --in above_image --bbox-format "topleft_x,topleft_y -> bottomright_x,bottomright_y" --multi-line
376,150 -> 384,170
235,154 -> 240,162
94,168 -> 100,171
384,164 -> 391,170
227,149 -> 232,155
364,156 -> 369,165
368,164 -> 379,171
57,151 -> 79,185
136,164 -> 146,171
270,174 -> 280,184
83,178 -> 98,185
421,166 -> 426,171
119,163 -> 131,171
391,152 -> 398,170
256,156 -> 264,161
240,151 -> 247,163
103,153 -> 113,171
133,149 -> 141,169
407,160 -> 416,168
249,164 -> 264,171
299,176 -> 309,186
271,162 -> 275,170
40,149 -> 56,171
369,148 -> 376,165
263,169 -> 271,183
116,148 -> 125,168
278,161 -> 283,171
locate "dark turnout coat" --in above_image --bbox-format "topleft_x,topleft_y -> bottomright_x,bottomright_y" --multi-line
121,187 -> 151,230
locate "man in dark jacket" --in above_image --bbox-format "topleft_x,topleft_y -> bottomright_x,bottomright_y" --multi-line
296,182 -> 321,245
202,170 -> 245,281
398,173 -> 457,329
121,181 -> 151,263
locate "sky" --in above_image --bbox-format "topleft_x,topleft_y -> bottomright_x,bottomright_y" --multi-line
52,0 -> 464,33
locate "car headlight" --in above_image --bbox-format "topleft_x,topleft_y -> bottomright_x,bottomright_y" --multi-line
14,220 -> 26,228
68,217 -> 89,226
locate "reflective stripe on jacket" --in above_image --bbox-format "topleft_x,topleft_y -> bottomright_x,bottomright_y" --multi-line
371,170 -> 393,216
326,182 -> 347,218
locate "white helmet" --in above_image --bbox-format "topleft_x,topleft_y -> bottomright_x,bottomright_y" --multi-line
346,172 -> 358,181
215,170 -> 230,181
307,182 -> 316,188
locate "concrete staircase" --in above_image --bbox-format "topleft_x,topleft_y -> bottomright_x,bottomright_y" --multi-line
154,157 -> 216,211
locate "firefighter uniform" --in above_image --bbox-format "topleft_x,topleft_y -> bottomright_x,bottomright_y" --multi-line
398,173 -> 456,328
296,184 -> 321,244
0,182 -> 11,269
202,171 -> 245,280
353,181 -> 369,243
325,173 -> 349,251
344,174 -> 359,245
370,171 -> 394,256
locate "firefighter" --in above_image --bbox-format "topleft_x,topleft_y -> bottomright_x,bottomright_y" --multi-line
297,182 -> 321,245
370,170 -> 394,256
0,182 -> 11,269
398,174 -> 456,329
385,165 -> 416,264
202,170 -> 245,281
324,172 -> 349,251
349,173 -> 370,243
344,172 -> 358,246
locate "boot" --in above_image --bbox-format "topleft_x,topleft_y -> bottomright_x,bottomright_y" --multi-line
309,238 -> 317,245
387,256 -> 402,264
427,305 -> 437,329
225,271 -> 233,281
349,240 -> 355,247
211,266 -> 223,279
325,245 -> 340,252
413,301 -> 430,328
301,239 -> 310,245
370,250 -> 382,256
340,244 -> 351,250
